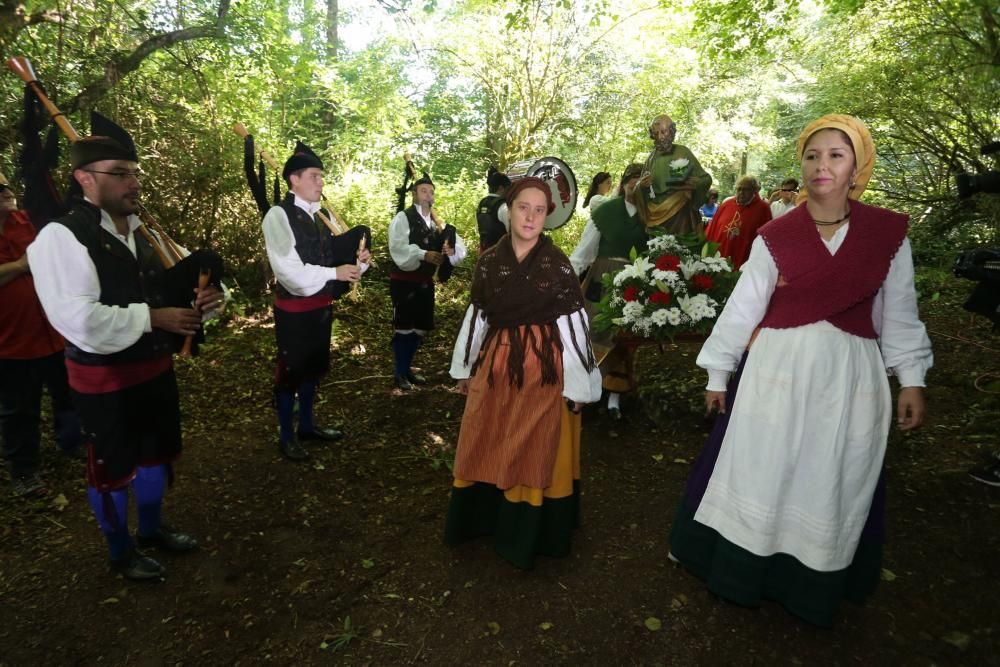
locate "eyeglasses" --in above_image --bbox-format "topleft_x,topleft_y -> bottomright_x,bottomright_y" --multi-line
84,169 -> 142,180
781,188 -> 798,192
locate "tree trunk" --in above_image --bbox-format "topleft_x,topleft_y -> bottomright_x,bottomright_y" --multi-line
326,0 -> 338,62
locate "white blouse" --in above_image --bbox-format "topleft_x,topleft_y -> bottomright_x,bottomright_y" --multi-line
388,208 -> 467,271
569,199 -> 638,276
28,205 -> 226,354
697,225 -> 933,391
262,194 -> 369,296
449,305 -> 603,404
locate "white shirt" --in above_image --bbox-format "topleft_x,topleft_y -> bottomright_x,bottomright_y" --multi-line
697,227 -> 933,391
449,305 -> 603,404
28,205 -> 161,354
770,199 -> 796,219
262,194 -> 369,296
388,207 -> 467,270
569,199 -> 638,276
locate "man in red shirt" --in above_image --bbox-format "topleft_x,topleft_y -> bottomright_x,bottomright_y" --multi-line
705,176 -> 773,270
0,177 -> 83,498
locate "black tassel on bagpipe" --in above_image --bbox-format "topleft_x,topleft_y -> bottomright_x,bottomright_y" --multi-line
18,83 -> 68,227
244,133 -> 274,216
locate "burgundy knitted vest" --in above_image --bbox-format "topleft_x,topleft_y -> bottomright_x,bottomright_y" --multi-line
757,200 -> 908,338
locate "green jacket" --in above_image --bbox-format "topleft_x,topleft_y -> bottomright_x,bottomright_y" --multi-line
592,196 -> 648,258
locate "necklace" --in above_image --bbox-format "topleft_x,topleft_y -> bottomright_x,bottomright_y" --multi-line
811,209 -> 850,226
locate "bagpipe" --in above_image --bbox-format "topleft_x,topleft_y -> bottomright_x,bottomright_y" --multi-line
234,122 -> 369,298
6,56 -> 223,356
395,153 -> 456,283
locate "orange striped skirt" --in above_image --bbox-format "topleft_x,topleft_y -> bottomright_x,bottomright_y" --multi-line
453,324 -> 566,490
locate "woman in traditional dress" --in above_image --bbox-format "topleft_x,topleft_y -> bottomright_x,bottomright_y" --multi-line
668,115 -> 933,625
582,171 -> 613,212
445,177 -> 602,569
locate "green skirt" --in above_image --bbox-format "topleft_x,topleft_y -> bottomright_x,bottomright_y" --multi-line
444,480 -> 580,570
669,499 -> 882,627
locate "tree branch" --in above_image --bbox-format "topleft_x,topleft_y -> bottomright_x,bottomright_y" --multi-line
64,0 -> 231,113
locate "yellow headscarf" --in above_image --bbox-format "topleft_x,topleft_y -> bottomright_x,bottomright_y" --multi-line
795,114 -> 875,204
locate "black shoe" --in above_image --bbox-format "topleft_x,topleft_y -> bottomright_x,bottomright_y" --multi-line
110,549 -> 166,581
297,427 -> 343,442
136,525 -> 199,553
406,371 -> 427,385
279,436 -> 309,461
394,374 -> 413,391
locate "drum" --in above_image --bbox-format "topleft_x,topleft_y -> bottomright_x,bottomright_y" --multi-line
506,156 -> 578,230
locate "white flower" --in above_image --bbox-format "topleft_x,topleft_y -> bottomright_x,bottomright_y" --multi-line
678,294 -> 717,322
700,255 -> 732,273
679,259 -> 707,280
651,309 -> 670,326
665,308 -> 684,326
669,158 -> 690,170
622,301 -> 644,323
651,269 -> 682,288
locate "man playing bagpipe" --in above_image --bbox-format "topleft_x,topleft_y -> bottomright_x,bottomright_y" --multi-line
27,113 -> 226,581
260,142 -> 372,461
0,174 -> 83,498
389,172 -> 467,390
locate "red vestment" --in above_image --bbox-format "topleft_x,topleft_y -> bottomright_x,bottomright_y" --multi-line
705,194 -> 772,270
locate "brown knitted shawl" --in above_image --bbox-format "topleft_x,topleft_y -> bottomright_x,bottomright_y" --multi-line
463,234 -> 595,388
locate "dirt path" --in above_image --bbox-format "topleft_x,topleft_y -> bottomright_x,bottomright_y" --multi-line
1,278 -> 997,666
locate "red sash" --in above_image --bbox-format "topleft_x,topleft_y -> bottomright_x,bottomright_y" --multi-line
274,293 -> 333,313
66,356 -> 173,394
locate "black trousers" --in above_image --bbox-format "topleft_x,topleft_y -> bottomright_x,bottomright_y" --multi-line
0,352 -> 80,477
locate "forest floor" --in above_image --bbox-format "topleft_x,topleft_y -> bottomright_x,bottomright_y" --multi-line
1,269 -> 998,667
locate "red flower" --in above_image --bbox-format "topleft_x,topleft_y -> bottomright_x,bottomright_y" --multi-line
656,254 -> 681,271
649,291 -> 671,305
623,286 -> 640,302
692,274 -> 714,291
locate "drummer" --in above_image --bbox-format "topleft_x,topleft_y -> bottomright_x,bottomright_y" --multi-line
569,163 -> 647,420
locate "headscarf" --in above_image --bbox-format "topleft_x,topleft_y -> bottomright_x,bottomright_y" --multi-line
505,176 -> 555,214
795,114 -> 875,204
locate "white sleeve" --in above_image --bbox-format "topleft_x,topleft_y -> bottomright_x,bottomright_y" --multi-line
388,211 -> 425,271
558,309 -> 603,403
873,238 -> 933,387
449,231 -> 468,266
569,220 -> 601,276
262,206 -> 340,296
498,203 -> 510,230
696,236 -> 778,391
449,305 -> 489,379
26,223 -> 151,354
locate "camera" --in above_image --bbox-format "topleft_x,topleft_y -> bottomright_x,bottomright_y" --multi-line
956,141 -> 1000,198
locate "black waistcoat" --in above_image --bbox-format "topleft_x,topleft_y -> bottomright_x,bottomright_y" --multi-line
55,201 -> 174,365
476,195 -> 506,249
390,206 -> 443,277
276,193 -> 337,299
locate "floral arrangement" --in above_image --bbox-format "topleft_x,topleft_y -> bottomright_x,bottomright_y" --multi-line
666,157 -> 691,184
592,233 -> 738,342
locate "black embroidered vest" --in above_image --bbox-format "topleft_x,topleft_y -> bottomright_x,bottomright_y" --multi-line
476,195 -> 506,250
390,206 -> 443,278
276,193 -> 337,299
54,201 -> 174,365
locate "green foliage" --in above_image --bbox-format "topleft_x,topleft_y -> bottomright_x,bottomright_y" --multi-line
1,0 -> 996,290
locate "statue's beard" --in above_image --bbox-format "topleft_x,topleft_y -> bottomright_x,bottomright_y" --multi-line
655,138 -> 674,153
